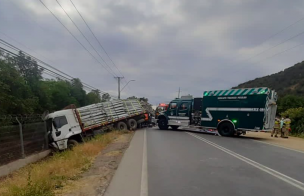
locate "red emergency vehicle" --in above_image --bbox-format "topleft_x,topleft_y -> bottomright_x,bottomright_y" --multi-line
155,103 -> 168,119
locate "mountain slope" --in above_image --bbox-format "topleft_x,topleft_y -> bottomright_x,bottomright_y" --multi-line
234,61 -> 304,97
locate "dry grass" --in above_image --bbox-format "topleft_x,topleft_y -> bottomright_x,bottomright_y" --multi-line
0,131 -> 122,196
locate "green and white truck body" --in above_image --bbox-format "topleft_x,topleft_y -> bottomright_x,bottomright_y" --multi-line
157,87 -> 277,136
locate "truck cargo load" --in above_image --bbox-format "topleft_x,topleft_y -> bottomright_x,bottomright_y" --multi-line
46,99 -> 146,150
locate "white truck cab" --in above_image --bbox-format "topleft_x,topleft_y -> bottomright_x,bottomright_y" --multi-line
46,109 -> 82,150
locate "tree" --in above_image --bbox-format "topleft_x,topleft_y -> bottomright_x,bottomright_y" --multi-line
70,78 -> 86,107
277,95 -> 304,113
86,90 -> 101,105
101,93 -> 111,102
127,96 -> 138,99
139,97 -> 148,102
0,59 -> 39,115
281,107 -> 304,135
0,49 -> 113,115
13,51 -> 43,95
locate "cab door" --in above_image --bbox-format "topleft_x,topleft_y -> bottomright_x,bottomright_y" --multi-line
176,101 -> 191,126
52,115 -> 69,142
167,102 -> 178,121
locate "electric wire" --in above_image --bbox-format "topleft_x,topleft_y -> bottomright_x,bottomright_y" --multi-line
69,0 -> 125,78
39,0 -> 116,77
0,44 -> 117,98
55,0 -> 118,77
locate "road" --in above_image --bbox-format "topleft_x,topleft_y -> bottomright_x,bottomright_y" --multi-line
105,128 -> 304,196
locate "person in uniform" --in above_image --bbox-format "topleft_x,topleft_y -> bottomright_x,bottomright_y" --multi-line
271,116 -> 280,137
280,117 -> 284,137
282,115 -> 291,138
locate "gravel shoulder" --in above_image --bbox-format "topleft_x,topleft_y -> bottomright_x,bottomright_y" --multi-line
57,132 -> 134,196
245,131 -> 304,152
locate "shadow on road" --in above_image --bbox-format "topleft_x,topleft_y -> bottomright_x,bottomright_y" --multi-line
150,127 -> 272,142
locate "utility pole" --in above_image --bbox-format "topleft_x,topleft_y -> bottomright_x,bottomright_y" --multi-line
115,77 -> 124,99
178,87 -> 180,98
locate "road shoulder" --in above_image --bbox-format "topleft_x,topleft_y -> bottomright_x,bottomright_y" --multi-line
104,129 -> 146,196
57,132 -> 134,196
245,132 -> 304,152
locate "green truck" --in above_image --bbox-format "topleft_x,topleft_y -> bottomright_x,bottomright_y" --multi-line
157,87 -> 277,136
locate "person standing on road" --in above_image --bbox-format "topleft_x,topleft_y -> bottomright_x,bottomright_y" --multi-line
280,117 -> 284,137
282,116 -> 291,138
271,116 -> 280,137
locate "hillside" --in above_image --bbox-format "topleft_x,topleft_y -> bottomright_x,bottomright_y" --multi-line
234,61 -> 304,97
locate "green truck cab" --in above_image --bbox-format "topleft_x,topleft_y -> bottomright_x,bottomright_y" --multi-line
157,87 -> 277,136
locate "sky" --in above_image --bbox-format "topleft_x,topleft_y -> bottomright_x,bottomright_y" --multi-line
1,0 -> 304,105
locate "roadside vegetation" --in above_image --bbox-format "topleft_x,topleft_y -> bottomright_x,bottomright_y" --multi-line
0,50 -> 110,120
0,131 -> 123,196
235,60 -> 304,137
281,105 -> 304,138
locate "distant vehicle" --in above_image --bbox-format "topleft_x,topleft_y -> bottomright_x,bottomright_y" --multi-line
155,103 -> 169,119
157,87 -> 277,136
45,99 -> 146,150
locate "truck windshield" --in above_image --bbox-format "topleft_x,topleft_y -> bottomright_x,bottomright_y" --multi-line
157,106 -> 167,112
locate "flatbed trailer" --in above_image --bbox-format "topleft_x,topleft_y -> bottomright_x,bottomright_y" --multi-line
46,99 -> 146,150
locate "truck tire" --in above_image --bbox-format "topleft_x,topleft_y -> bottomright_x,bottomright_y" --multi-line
67,139 -> 78,150
127,119 -> 137,130
117,121 -> 128,131
158,119 -> 168,130
218,122 -> 235,137
171,126 -> 179,130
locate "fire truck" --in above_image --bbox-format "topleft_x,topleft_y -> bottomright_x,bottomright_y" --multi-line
157,87 -> 277,136
155,103 -> 169,119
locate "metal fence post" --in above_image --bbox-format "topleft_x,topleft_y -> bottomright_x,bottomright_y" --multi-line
44,120 -> 49,149
16,117 -> 25,159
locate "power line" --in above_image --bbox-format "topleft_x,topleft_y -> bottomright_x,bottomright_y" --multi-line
42,70 -> 99,91
0,31 -> 56,65
0,43 -> 117,98
39,0 -> 116,77
70,0 -> 125,78
55,0 -> 118,77
251,40 -> 304,66
244,29 -> 304,62
0,39 -> 74,79
239,17 -> 304,63
0,40 -> 116,97
259,16 -> 304,46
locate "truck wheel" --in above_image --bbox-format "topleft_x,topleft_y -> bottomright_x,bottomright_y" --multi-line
128,119 -> 137,130
171,126 -> 179,130
158,119 -> 168,130
218,122 -> 235,137
67,139 -> 78,150
117,121 -> 127,131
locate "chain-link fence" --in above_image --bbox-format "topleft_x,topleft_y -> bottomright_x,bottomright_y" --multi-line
0,115 -> 48,166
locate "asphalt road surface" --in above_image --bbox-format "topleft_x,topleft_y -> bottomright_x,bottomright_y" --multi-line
105,128 -> 304,196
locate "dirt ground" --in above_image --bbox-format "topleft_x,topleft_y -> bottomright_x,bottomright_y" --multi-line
244,131 -> 304,152
56,132 -> 134,196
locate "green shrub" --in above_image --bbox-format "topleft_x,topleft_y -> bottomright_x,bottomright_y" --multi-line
281,107 -> 304,135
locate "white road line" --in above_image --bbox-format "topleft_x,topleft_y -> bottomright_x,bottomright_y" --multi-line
186,132 -> 304,192
253,140 -> 304,154
140,129 -> 148,196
